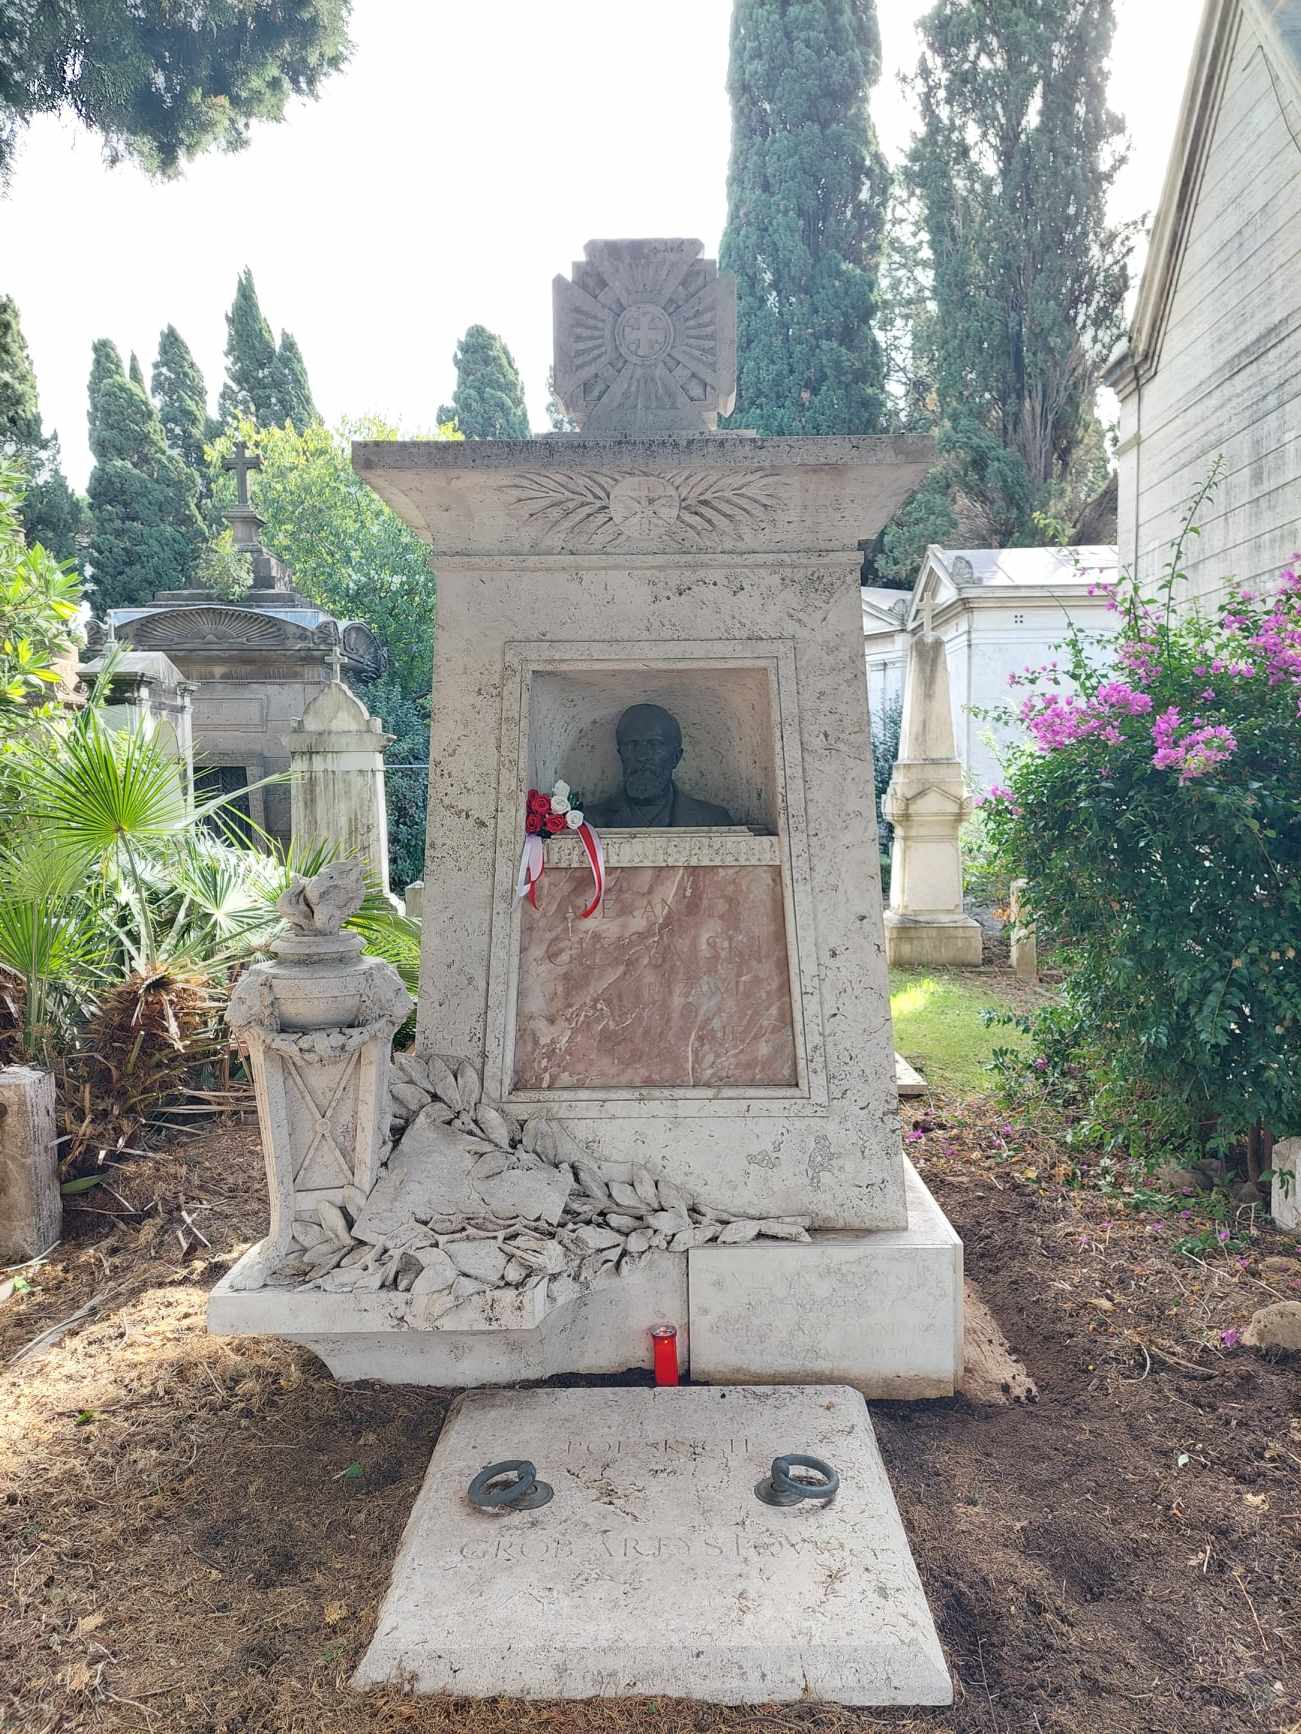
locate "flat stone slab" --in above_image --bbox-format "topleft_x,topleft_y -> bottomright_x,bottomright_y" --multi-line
353,1384 -> 950,1705
895,1051 -> 927,1097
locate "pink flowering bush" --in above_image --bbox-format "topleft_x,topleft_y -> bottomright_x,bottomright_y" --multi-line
982,509 -> 1301,1161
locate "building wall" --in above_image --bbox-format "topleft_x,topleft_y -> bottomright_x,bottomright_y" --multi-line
865,598 -> 1122,792
1116,4 -> 1301,612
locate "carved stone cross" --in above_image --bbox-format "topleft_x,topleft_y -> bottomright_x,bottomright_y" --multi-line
224,440 -> 263,507
552,239 -> 736,435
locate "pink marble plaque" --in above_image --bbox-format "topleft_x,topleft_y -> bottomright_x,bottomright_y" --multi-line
513,865 -> 798,1090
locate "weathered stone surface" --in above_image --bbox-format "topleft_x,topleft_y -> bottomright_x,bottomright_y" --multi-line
883,632 -> 981,968
211,1246 -> 689,1383
353,1384 -> 950,1705
514,865 -> 797,1089
689,1161 -> 962,1398
1271,1137 -> 1300,1232
551,239 -> 736,435
289,681 -> 396,901
354,427 -> 934,1233
0,1066 -> 60,1263
1244,1300 -> 1301,1353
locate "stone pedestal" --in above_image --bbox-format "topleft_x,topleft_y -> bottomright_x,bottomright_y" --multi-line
224,927 -> 412,1292
289,682 -> 395,899
883,634 -> 981,967
0,1066 -> 60,1263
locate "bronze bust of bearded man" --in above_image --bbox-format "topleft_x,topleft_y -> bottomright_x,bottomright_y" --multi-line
584,703 -> 736,829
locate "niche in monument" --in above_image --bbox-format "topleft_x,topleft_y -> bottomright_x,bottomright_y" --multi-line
488,653 -> 809,1096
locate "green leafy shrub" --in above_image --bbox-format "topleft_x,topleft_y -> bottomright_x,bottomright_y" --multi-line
980,495 -> 1301,1161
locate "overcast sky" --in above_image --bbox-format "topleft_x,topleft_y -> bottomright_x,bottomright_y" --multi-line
0,0 -> 1202,489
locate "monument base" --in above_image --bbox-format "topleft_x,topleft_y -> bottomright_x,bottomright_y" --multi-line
883,911 -> 984,968
689,1162 -> 962,1398
207,1162 -> 960,1397
352,1384 -> 951,1706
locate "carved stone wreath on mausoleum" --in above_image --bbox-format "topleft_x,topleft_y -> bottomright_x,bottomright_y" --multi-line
500,467 -> 784,551
226,864 -> 810,1324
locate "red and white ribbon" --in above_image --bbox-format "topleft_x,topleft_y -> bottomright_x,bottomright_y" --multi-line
573,820 -> 605,918
516,822 -> 605,918
515,833 -> 545,908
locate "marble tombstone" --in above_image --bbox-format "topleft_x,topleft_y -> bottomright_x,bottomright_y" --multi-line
211,238 -> 963,1395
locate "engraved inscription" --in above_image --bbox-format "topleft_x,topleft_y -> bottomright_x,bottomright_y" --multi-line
514,864 -> 798,1089
545,831 -> 779,869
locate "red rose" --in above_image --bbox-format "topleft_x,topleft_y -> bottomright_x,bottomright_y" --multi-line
544,812 -> 567,833
527,790 -> 550,816
525,812 -> 543,834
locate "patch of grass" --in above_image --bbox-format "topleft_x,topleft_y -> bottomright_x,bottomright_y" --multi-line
889,967 -> 1030,1093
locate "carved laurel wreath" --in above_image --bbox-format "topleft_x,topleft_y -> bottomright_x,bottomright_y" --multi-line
500,469 -> 783,550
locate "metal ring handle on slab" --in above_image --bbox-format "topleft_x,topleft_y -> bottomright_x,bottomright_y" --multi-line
755,1453 -> 839,1507
467,1459 -> 554,1511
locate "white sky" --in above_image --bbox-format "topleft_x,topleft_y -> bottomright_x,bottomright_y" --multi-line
0,0 -> 1203,489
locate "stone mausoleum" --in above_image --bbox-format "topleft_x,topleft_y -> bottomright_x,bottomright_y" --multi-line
210,238 -> 960,1708
89,444 -> 384,849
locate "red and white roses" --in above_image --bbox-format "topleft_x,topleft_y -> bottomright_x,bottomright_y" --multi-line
517,780 -> 605,917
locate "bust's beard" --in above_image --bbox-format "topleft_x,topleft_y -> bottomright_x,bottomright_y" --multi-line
624,769 -> 670,803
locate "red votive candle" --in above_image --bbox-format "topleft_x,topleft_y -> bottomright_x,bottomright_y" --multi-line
651,1324 -> 680,1386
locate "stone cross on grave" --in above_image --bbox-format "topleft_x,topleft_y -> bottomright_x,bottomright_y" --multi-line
552,239 -> 737,434
224,440 -> 262,508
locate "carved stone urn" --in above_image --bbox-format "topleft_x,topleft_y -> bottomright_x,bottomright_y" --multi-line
226,863 -> 413,1289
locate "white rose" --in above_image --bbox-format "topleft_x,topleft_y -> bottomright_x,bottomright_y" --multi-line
553,780 -> 570,801
564,807 -> 584,830
550,793 -> 570,815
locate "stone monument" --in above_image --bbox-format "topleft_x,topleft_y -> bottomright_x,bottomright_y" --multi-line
882,620 -> 982,966
211,238 -> 958,1711
288,675 -> 396,898
211,237 -> 962,1395
89,442 -> 385,850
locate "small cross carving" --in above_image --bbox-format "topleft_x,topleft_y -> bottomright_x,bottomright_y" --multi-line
224,440 -> 262,507
623,308 -> 669,357
328,643 -> 343,683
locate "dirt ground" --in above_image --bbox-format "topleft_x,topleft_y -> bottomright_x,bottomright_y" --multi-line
1,1098 -> 1298,1734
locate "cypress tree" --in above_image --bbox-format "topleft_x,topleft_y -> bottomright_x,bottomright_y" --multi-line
719,0 -> 890,436
437,326 -> 529,439
128,351 -> 146,391
219,269 -> 282,426
275,330 -> 316,428
87,339 -> 204,611
0,293 -> 41,449
0,2 -> 350,186
882,0 -> 1134,573
0,293 -> 84,562
152,325 -> 214,475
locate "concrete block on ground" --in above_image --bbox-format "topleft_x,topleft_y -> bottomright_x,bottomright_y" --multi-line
353,1383 -> 951,1706
0,1065 -> 60,1263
